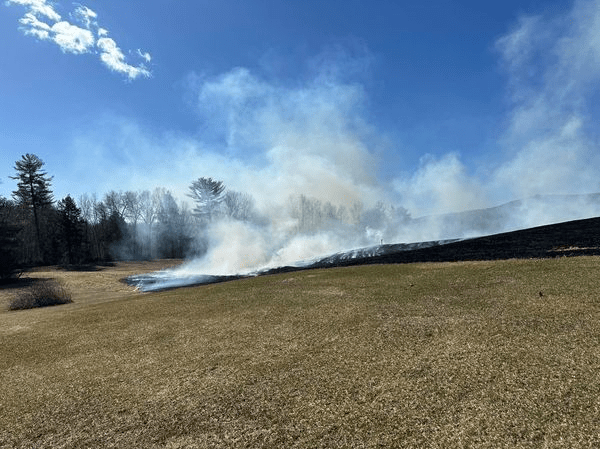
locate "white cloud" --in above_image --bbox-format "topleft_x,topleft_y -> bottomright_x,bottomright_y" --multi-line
51,20 -> 94,54
5,0 -> 152,79
19,11 -> 51,39
7,0 -> 61,21
97,37 -> 151,80
72,4 -> 96,28
17,10 -> 95,54
137,49 -> 151,63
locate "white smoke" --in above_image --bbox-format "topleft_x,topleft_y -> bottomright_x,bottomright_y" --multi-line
491,0 -> 600,198
156,66 -> 395,277
193,67 -> 382,211
175,219 -> 354,277
395,0 -> 600,221
393,153 -> 487,217
81,1 -> 600,286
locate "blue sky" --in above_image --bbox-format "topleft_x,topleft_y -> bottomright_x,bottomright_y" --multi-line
1,0 -> 598,217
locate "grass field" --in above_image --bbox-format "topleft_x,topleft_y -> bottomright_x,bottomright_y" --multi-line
1,257 -> 599,448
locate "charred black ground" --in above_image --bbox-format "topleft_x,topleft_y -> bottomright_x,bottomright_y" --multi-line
317,216 -> 600,266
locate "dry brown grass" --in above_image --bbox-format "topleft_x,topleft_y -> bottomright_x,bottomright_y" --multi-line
1,257 -> 600,447
0,260 -> 183,310
8,279 -> 73,310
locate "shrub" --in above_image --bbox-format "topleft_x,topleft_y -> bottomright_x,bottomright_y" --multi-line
9,280 -> 73,310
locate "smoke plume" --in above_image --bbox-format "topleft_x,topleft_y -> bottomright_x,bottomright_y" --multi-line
115,1 -> 600,286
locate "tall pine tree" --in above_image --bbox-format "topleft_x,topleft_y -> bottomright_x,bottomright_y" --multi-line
187,177 -> 226,223
10,154 -> 54,263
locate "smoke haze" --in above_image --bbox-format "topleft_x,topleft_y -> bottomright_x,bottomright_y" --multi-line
81,1 -> 600,284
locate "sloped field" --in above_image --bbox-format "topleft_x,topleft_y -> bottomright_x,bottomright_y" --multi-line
1,256 -> 600,447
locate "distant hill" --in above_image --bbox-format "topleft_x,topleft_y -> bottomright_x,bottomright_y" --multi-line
410,193 -> 600,239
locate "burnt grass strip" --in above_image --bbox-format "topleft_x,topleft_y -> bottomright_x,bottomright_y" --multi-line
266,216 -> 600,274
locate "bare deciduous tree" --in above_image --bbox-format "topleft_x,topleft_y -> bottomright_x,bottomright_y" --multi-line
139,190 -> 157,258
103,191 -> 129,220
124,191 -> 143,258
223,190 -> 255,222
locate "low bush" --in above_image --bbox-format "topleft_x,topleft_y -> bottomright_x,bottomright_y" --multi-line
9,280 -> 73,310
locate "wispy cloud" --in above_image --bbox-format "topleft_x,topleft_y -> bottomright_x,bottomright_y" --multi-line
7,0 -> 61,21
71,4 -> 96,28
137,49 -> 151,63
6,0 -> 151,80
19,12 -> 52,40
97,37 -> 150,80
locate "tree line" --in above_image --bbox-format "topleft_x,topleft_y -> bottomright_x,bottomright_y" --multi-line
1,153 -> 410,280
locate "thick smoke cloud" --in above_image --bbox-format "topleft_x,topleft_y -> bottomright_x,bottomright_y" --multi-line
172,67 -> 388,273
392,153 -> 487,217
81,1 -> 600,282
194,67 -> 382,211
191,0 -> 600,276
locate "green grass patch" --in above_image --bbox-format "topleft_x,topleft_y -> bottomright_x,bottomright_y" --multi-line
1,258 -> 600,447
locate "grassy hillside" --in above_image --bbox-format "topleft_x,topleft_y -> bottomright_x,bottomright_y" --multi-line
1,258 -> 600,447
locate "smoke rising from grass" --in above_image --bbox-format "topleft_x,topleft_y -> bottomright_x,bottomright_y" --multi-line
111,1 -> 600,284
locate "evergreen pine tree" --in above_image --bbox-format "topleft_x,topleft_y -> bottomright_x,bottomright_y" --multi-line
58,195 -> 84,265
187,177 -> 225,222
10,154 -> 54,263
0,197 -> 22,280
